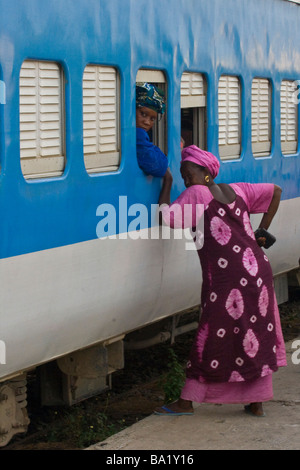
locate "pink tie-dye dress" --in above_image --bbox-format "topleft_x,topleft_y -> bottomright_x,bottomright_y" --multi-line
162,182 -> 286,404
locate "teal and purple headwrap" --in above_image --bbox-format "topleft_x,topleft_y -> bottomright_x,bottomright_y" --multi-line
136,82 -> 166,114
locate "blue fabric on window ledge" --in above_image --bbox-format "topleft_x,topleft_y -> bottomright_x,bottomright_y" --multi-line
136,127 -> 168,177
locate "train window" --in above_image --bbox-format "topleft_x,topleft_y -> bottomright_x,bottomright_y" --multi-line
218,75 -> 241,160
19,60 -> 65,179
83,65 -> 120,173
180,72 -> 207,149
251,78 -> 272,157
136,69 -> 167,154
280,80 -> 298,155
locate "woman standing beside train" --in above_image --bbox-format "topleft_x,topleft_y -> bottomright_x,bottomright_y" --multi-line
155,145 -> 287,418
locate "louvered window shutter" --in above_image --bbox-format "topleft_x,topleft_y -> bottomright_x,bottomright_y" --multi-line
83,65 -> 120,173
20,60 -> 65,178
180,72 -> 206,108
218,75 -> 241,159
280,80 -> 298,154
251,78 -> 271,156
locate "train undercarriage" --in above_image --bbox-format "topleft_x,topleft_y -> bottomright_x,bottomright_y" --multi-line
0,268 -> 299,447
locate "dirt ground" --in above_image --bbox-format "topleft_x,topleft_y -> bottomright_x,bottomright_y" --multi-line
1,287 -> 300,451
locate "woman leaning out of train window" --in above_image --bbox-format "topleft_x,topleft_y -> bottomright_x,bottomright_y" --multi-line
155,145 -> 286,418
136,82 -> 168,177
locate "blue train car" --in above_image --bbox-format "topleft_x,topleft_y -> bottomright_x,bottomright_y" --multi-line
0,0 -> 299,445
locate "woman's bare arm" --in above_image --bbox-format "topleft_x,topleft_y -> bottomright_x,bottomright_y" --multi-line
258,184 -> 282,230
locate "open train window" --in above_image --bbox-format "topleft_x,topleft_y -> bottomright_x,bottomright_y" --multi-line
180,72 -> 207,149
19,60 -> 65,179
136,69 -> 167,155
218,75 -> 241,160
251,78 -> 272,157
83,65 -> 120,173
280,80 -> 298,155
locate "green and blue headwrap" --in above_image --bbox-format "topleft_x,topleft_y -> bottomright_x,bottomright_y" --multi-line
136,82 -> 166,114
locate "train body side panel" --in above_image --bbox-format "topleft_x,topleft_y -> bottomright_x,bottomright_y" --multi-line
0,0 -> 299,259
0,199 -> 299,380
0,233 -> 201,379
0,0 -> 299,380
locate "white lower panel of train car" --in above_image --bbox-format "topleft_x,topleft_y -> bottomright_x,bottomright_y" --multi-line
0,227 -> 200,383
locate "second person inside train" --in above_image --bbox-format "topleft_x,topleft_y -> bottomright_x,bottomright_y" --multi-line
136,82 -> 168,177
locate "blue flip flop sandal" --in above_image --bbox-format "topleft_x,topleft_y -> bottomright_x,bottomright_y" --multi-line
154,405 -> 194,416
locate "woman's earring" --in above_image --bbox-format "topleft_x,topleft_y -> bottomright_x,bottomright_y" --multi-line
205,175 -> 210,183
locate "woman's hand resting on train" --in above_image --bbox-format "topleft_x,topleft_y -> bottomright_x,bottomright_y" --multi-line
158,168 -> 173,207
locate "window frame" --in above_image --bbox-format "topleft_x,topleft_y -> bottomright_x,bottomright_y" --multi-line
180,71 -> 207,149
280,79 -> 299,155
218,74 -> 242,160
19,59 -> 65,179
251,77 -> 272,157
83,64 -> 120,174
136,68 -> 168,155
